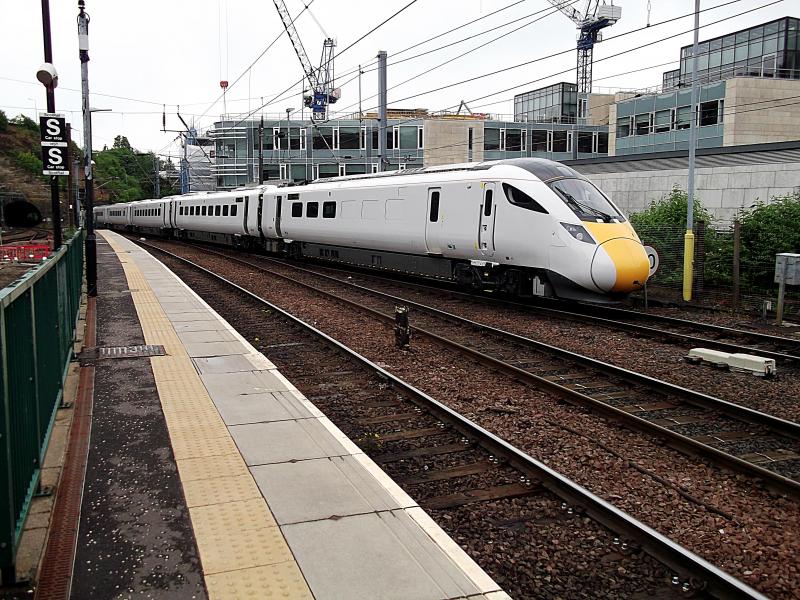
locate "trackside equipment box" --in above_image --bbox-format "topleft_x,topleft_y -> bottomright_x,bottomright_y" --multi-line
775,253 -> 800,285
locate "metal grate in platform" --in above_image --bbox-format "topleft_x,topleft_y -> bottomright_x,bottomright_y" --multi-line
80,344 -> 166,363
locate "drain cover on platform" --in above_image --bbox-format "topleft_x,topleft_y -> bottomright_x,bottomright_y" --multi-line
80,344 -> 166,363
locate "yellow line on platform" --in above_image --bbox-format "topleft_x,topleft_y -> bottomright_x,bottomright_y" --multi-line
100,231 -> 313,599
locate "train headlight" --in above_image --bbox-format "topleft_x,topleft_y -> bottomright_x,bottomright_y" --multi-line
560,222 -> 595,244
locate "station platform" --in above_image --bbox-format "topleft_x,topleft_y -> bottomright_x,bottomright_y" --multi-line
51,230 -> 508,599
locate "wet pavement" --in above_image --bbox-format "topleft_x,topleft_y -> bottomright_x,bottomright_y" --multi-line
70,240 -> 206,600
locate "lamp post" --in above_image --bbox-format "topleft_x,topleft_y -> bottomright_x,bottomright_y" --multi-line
78,0 -> 96,296
38,0 -> 63,249
683,0 -> 701,302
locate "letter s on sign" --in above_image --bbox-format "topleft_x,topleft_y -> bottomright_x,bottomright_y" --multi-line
46,118 -> 60,137
48,147 -> 63,166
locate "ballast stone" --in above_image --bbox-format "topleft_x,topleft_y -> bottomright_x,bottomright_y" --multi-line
685,348 -> 777,377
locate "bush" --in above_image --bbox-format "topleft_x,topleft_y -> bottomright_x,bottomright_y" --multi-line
10,114 -> 39,133
12,150 -> 44,177
0,110 -> 8,132
629,186 -> 712,231
629,187 -> 713,286
738,193 -> 800,290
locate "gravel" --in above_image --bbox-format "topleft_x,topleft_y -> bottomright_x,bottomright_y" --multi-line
147,239 -> 800,599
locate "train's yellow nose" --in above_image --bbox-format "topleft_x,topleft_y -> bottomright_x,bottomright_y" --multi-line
596,237 -> 650,293
585,223 -> 650,294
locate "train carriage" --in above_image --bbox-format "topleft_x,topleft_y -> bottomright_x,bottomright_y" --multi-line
97,158 -> 651,302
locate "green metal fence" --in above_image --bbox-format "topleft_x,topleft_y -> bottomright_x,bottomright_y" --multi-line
0,230 -> 84,584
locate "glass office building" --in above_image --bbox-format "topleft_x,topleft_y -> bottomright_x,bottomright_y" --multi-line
513,82 -> 578,123
663,17 -> 800,90
209,118 -> 426,189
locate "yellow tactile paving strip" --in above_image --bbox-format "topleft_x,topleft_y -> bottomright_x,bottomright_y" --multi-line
100,232 -> 314,599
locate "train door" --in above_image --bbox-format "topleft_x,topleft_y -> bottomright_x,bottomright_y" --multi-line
243,195 -> 252,235
274,195 -> 283,238
478,182 -> 496,257
424,187 -> 442,254
256,194 -> 265,239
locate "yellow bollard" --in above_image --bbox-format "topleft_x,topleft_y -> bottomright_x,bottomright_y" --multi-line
683,231 -> 695,301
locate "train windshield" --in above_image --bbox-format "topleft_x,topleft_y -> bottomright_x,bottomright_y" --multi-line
548,178 -> 624,223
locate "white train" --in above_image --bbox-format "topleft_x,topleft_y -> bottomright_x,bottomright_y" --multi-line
95,158 -> 651,301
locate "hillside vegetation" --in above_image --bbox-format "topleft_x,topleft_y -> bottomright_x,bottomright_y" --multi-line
0,109 -> 177,206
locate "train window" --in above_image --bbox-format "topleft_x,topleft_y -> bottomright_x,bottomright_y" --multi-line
202,206 -> 208,216
291,202 -> 303,217
223,205 -> 229,217
503,183 -> 548,214
484,190 -> 493,216
231,205 -> 237,216
323,201 -> 336,218
215,205 -> 221,216
429,191 -> 440,222
306,202 -> 319,218
549,178 -> 623,222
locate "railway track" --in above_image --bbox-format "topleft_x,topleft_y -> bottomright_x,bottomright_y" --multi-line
141,239 -> 767,600
157,240 -> 800,497
260,256 -> 800,364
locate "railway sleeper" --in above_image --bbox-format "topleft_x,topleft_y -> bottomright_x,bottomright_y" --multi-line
395,461 -> 494,485
421,482 -> 539,510
372,443 -> 474,464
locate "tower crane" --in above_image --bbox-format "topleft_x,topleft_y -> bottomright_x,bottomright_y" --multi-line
273,0 -> 340,120
546,1 -> 622,94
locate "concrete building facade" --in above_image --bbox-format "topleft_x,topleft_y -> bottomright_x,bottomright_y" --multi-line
568,141 -> 800,221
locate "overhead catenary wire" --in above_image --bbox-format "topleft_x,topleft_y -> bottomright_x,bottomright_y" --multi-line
228,0 -> 422,131
240,0 -> 757,131
239,0 -> 794,164
196,0 -> 318,125
322,0 -> 783,136
331,1 -> 581,116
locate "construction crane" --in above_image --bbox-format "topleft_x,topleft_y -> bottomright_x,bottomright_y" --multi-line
273,0 -> 340,120
546,1 -> 622,94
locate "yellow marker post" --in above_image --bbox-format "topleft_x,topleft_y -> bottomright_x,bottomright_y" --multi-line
683,231 -> 695,301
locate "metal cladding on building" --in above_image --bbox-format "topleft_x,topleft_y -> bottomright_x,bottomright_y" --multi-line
193,16 -> 800,194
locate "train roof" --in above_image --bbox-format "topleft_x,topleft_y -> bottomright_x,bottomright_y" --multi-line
313,158 -> 585,186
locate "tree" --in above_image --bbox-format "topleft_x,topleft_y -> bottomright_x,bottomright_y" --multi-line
10,114 -> 39,133
0,109 -> 8,132
113,135 -> 132,150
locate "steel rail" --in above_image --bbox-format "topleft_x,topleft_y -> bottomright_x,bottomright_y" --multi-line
140,240 -> 768,600
247,252 -> 800,364
171,241 -> 800,497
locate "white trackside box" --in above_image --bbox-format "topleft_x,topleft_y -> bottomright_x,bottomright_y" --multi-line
775,253 -> 800,285
686,348 -> 777,377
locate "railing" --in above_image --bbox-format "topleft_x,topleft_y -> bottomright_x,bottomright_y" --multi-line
0,230 -> 85,584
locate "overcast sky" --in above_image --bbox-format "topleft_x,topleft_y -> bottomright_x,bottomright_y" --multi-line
1,0 -> 790,159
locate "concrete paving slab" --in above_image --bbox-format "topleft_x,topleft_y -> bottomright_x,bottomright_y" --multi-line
282,510 -> 483,600
172,320 -> 231,333
250,455 -> 401,525
160,301 -> 208,314
178,329 -> 238,344
212,391 -> 314,425
169,311 -> 221,322
230,419 -> 350,465
184,340 -> 250,357
192,354 -> 262,375
200,370 -> 288,396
